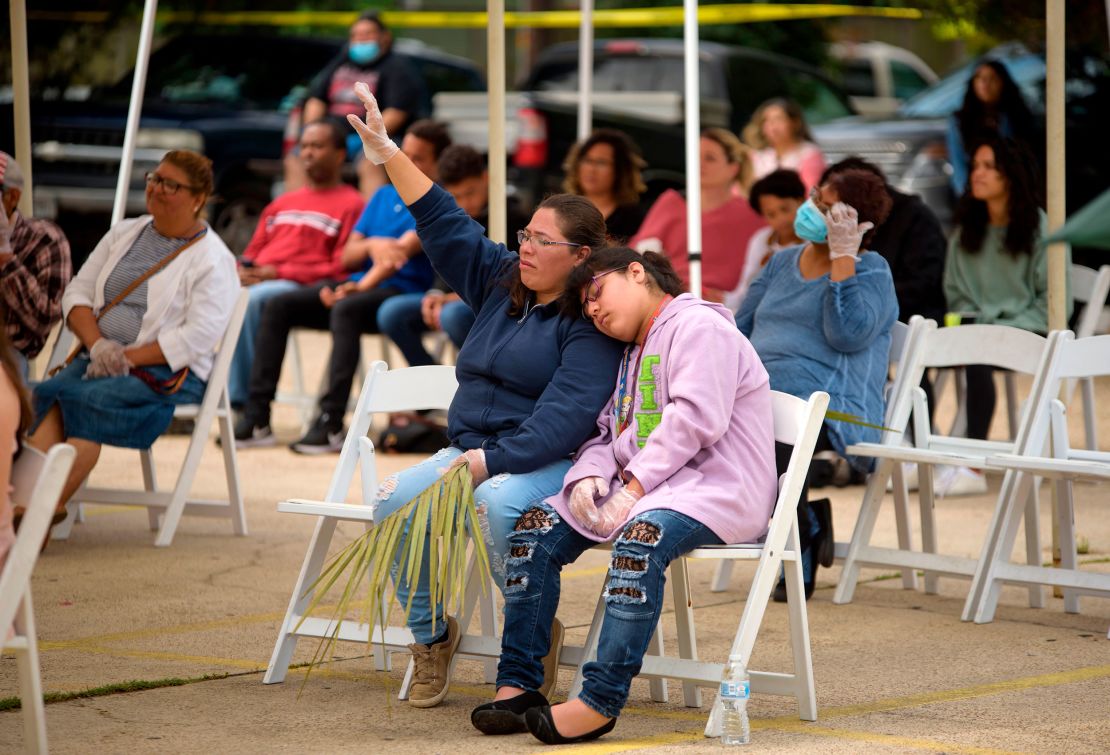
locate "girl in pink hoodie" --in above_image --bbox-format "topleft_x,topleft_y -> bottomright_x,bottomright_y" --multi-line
470,247 -> 778,745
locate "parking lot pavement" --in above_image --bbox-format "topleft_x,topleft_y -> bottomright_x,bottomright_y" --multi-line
4,340 -> 1109,752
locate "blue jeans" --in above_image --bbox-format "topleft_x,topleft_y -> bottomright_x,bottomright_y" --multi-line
230,279 -> 301,407
496,506 -> 722,719
377,294 -> 475,367
372,447 -> 572,645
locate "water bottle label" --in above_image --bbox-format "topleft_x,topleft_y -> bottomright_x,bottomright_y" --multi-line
720,680 -> 750,699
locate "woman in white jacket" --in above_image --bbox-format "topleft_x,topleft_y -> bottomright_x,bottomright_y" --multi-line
27,150 -> 239,521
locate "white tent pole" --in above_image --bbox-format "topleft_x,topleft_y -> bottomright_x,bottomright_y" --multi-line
486,1 -> 507,245
577,0 -> 594,141
1045,0 -> 1068,593
10,0 -> 33,216
112,0 -> 158,226
683,0 -> 702,297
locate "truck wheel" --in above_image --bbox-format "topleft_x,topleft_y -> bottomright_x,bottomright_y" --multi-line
212,183 -> 270,255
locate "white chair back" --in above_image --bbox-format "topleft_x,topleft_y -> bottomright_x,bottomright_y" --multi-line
1071,263 -> 1110,340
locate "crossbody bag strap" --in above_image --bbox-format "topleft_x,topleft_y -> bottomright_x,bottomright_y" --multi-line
51,227 -> 208,375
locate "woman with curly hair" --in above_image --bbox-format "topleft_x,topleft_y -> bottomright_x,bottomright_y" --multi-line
946,59 -> 1037,195
561,129 -> 648,242
944,136 -> 1067,455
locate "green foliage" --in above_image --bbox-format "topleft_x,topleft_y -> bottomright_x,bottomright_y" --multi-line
0,673 -> 229,711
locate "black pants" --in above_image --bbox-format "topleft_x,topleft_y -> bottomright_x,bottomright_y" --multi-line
963,365 -> 996,441
245,282 -> 401,421
775,423 -> 833,553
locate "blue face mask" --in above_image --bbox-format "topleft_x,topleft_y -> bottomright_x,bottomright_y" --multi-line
349,41 -> 380,65
793,198 -> 828,243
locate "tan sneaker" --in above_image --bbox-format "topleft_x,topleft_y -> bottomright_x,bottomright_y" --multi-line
537,618 -> 565,699
407,615 -> 461,708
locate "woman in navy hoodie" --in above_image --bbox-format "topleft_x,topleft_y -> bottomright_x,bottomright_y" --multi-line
349,84 -> 624,708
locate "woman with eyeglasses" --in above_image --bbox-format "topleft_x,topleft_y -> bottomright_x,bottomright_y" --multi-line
469,246 -> 777,744
25,150 -> 239,524
561,129 -> 648,243
736,168 -> 896,601
348,85 -> 624,709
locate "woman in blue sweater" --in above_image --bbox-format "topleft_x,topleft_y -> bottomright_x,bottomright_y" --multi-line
349,84 -> 624,708
737,168 -> 896,599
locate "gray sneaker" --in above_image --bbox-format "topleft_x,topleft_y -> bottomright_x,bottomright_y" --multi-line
289,413 -> 344,455
407,616 -> 460,708
232,415 -> 276,449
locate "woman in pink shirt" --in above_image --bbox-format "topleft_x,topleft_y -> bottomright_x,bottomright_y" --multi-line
631,128 -> 765,303
745,98 -> 827,191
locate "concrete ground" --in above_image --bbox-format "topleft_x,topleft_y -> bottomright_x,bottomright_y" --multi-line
3,333 -> 1109,753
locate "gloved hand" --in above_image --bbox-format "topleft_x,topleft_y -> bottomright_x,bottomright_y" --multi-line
824,202 -> 874,261
449,448 -> 489,488
85,338 -> 131,379
567,476 -> 610,531
593,484 -> 642,537
346,82 -> 400,165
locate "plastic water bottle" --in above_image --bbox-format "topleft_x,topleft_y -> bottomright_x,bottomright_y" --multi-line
719,656 -> 751,745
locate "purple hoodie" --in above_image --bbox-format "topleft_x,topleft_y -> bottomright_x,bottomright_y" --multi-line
549,294 -> 778,545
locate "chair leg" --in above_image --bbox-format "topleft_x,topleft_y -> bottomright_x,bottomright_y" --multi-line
834,458 -> 895,604
1081,378 -> 1098,451
217,393 -> 248,536
671,558 -> 702,707
971,473 -> 1036,624
16,592 -> 49,755
783,550 -> 817,722
264,517 -> 339,684
890,463 -> 920,590
141,448 -> 160,531
918,464 -> 939,594
1022,479 -> 1045,609
1057,479 -> 1080,614
647,618 -> 668,703
568,588 -> 606,699
709,561 -> 734,592
154,405 -> 216,547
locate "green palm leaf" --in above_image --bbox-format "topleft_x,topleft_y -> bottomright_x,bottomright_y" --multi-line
294,464 -> 491,692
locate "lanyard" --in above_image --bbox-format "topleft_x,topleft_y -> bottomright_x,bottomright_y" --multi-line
614,295 -> 672,435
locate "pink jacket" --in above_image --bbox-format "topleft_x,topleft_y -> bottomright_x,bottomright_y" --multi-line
549,294 -> 778,544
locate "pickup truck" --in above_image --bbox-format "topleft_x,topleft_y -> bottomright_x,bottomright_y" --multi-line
433,38 -> 855,206
0,33 -> 483,257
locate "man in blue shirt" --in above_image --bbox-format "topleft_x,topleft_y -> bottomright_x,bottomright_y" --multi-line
234,120 -> 451,452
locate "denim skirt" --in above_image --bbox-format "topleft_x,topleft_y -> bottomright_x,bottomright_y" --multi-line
32,357 -> 206,449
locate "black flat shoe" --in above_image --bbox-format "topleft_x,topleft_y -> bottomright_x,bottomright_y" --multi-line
525,705 -> 616,745
811,498 -> 835,568
471,690 -> 549,735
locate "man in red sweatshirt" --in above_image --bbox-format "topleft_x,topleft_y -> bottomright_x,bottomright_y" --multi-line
230,118 -> 365,407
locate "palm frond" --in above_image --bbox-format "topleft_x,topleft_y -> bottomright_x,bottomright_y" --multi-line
293,464 -> 491,692
825,409 -> 895,433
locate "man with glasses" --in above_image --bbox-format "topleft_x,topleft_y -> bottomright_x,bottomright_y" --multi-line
0,151 -> 72,378
228,118 -> 366,410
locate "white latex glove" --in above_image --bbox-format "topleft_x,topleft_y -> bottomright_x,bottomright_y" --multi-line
346,82 -> 400,165
85,338 -> 131,379
593,484 -> 642,537
824,202 -> 874,261
0,207 -> 12,256
568,476 -> 610,531
449,448 -> 489,488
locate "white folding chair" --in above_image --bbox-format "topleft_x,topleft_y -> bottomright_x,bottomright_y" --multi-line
51,290 -> 250,547
1065,263 -> 1110,450
1,443 -> 77,755
564,391 -> 830,735
709,317 -> 926,593
265,361 -> 500,691
970,332 -> 1110,632
834,324 -> 1059,606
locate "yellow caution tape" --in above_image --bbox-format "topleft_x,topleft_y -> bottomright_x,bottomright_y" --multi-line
30,4 -> 924,29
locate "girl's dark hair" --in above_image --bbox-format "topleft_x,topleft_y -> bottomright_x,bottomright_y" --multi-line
504,194 -> 606,317
0,306 -> 32,436
748,169 -> 806,214
561,128 -> 647,207
956,135 -> 1041,257
559,247 -> 684,319
823,168 -> 893,248
955,60 -> 1035,159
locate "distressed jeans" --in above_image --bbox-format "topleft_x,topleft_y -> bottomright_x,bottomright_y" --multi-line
372,447 -> 571,644
496,505 -> 721,719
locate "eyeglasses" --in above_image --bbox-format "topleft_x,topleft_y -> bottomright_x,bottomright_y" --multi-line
145,172 -> 198,196
580,267 -> 625,318
517,229 -> 582,250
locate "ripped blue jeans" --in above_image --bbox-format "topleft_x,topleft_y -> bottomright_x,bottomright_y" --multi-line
372,447 -> 571,645
497,506 -> 721,719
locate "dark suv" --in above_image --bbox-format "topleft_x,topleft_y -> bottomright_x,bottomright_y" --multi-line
512,38 -> 855,204
1,33 -> 483,255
